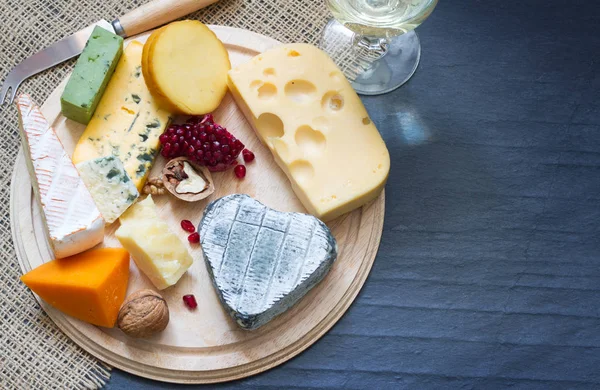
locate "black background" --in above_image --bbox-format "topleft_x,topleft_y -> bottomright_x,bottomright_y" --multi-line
109,0 -> 600,388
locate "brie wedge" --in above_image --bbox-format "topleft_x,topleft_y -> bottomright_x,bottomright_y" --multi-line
16,94 -> 104,258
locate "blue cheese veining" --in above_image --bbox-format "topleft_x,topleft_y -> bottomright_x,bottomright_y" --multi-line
76,156 -> 139,223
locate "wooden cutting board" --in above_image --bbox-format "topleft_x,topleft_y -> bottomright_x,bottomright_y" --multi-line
10,26 -> 385,384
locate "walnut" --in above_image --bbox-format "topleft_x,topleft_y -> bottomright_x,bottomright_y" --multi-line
162,157 -> 215,202
142,176 -> 167,196
117,289 -> 169,338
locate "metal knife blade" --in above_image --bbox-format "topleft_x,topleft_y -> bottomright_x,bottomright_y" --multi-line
0,20 -> 114,105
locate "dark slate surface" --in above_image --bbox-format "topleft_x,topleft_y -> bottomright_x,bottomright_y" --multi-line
107,0 -> 600,388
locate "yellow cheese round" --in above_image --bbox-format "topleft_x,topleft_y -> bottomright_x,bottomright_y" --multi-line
146,20 -> 231,115
141,27 -> 179,112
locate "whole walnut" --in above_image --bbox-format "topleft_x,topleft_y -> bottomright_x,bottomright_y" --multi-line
117,289 -> 169,338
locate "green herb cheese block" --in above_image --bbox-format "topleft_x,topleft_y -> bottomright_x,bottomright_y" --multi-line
60,26 -> 123,124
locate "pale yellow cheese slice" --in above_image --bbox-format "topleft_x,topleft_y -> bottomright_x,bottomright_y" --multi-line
228,44 -> 390,221
116,196 -> 193,290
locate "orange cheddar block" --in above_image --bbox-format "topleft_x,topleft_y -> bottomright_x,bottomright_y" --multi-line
21,248 -> 130,328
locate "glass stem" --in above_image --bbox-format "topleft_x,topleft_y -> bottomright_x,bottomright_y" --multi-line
354,35 -> 389,59
351,35 -> 390,72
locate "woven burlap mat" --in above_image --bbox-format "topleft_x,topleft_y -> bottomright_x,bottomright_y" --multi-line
0,0 -> 334,388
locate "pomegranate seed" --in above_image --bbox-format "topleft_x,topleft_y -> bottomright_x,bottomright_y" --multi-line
159,116 -> 245,171
234,165 -> 246,179
183,294 -> 198,309
242,149 -> 255,163
181,220 -> 195,233
188,232 -> 200,243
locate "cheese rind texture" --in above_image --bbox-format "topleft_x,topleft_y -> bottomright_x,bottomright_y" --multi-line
20,248 -> 130,328
72,41 -> 171,192
16,94 -> 105,258
76,156 -> 139,223
200,194 -> 338,330
228,44 -> 390,221
116,196 -> 193,290
60,26 -> 123,124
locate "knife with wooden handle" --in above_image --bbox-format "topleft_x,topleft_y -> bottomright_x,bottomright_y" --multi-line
0,0 -> 218,105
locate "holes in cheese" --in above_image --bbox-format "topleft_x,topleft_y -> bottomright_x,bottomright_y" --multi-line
285,80 -> 317,103
227,43 -> 390,221
295,125 -> 326,156
257,83 -> 277,100
329,71 -> 344,83
272,139 -> 290,161
256,113 -> 285,139
289,160 -> 315,184
321,91 -> 344,112
142,20 -> 231,115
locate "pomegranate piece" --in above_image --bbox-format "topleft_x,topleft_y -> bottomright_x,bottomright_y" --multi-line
159,114 -> 245,171
188,232 -> 200,243
234,165 -> 246,179
182,294 -> 198,309
242,149 -> 255,163
181,220 -> 195,233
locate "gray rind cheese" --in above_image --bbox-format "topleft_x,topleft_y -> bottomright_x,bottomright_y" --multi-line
200,194 -> 338,330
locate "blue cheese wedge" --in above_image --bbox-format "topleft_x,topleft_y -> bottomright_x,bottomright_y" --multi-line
76,156 -> 139,224
200,194 -> 338,330
71,41 -> 171,192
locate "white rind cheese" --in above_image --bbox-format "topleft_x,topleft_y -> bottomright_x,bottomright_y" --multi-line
76,156 -> 139,224
16,94 -> 104,258
200,194 -> 338,330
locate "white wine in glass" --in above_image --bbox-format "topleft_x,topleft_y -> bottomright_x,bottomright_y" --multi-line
322,0 -> 438,95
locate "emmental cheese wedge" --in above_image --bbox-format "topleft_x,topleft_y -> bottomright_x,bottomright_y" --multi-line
72,41 -> 171,192
116,196 -> 193,290
20,248 -> 130,328
16,94 -> 104,258
228,44 -> 390,221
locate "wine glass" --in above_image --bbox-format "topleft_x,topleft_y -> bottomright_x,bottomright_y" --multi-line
321,0 -> 438,95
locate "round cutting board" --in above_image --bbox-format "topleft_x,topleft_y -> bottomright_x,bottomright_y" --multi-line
10,26 -> 385,384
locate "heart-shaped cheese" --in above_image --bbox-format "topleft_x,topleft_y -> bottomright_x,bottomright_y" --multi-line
200,194 -> 338,330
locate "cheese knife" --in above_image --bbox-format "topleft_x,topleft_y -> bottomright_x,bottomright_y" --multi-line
0,0 -> 218,105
